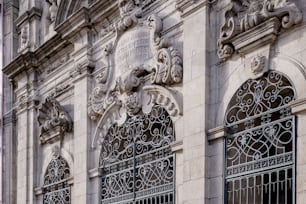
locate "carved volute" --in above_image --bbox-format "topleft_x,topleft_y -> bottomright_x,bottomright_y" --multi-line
38,96 -> 72,144
88,0 -> 183,148
217,0 -> 302,60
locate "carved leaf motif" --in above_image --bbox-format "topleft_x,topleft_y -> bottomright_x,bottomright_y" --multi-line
152,47 -> 183,84
38,96 -> 72,136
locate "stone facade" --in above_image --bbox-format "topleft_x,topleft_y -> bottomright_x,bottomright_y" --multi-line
2,0 -> 306,203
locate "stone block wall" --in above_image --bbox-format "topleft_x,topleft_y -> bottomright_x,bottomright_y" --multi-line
2,0 -> 306,204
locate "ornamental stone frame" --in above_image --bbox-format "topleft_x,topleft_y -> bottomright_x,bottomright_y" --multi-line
88,1 -> 183,149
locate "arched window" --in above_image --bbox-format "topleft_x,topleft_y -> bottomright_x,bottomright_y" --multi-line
99,105 -> 175,204
225,71 -> 296,204
43,153 -> 71,204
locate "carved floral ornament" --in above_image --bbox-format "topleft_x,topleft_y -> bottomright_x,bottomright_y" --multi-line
218,0 -> 302,60
38,96 -> 72,143
88,0 -> 183,148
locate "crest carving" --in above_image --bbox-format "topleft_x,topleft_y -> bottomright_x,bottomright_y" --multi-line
88,1 -> 183,148
251,55 -> 266,75
218,0 -> 302,60
38,96 -> 72,144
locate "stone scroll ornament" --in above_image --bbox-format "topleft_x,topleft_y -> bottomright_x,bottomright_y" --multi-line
88,0 -> 183,148
38,96 -> 72,143
217,0 -> 302,60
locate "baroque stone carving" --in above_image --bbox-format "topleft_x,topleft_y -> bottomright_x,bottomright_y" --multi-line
88,1 -> 183,148
18,26 -> 31,53
38,96 -> 72,144
48,0 -> 58,23
218,0 -> 302,60
51,145 -> 61,158
251,55 -> 266,75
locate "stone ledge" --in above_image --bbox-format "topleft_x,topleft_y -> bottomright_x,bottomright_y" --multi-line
171,140 -> 183,153
34,187 -> 43,196
34,177 -> 74,196
232,17 -> 280,56
207,126 -> 225,142
40,131 -> 63,145
15,7 -> 42,28
290,98 -> 306,114
88,168 -> 100,179
177,0 -> 208,18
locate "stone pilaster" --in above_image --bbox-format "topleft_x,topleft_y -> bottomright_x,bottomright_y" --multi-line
72,76 -> 91,204
16,2 -> 42,54
290,99 -> 306,203
69,26 -> 94,203
14,67 -> 40,204
180,2 -> 208,203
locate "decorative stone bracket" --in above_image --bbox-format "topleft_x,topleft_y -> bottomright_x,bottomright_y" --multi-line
88,2 -> 183,148
38,96 -> 73,144
217,0 -> 302,60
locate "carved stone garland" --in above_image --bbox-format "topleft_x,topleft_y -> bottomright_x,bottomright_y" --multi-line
88,1 -> 183,148
218,0 -> 302,60
38,96 -> 73,144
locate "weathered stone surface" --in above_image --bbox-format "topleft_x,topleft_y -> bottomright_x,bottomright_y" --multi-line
2,0 -> 306,204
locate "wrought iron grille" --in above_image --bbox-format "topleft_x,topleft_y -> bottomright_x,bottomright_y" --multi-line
225,71 -> 296,204
99,106 -> 175,204
43,155 -> 71,204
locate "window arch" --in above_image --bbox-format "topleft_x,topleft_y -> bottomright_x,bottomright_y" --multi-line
43,153 -> 71,204
99,105 -> 175,204
225,71 -> 296,204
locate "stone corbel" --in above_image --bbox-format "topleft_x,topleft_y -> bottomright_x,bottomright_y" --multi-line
218,0 -> 303,60
38,96 -> 73,144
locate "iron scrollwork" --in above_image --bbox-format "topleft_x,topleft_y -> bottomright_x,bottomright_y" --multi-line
99,106 -> 175,204
43,148 -> 71,204
225,71 -> 296,204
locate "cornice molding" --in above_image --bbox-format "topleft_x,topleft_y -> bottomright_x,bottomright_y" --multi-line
15,7 -> 42,28
176,0 -> 208,18
3,34 -> 70,79
55,7 -> 91,40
